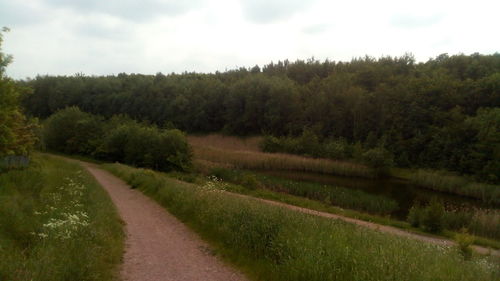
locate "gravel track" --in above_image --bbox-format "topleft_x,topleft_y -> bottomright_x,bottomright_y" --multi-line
82,162 -> 247,281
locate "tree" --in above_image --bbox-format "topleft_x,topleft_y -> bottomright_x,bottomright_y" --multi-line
0,27 -> 36,157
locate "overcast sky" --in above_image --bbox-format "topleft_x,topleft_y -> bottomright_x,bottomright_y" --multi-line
1,0 -> 499,79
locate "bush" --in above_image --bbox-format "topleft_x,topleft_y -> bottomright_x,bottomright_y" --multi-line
260,135 -> 281,153
407,203 -> 424,227
455,228 -> 474,260
43,108 -> 192,172
422,199 -> 445,233
361,147 -> 394,175
43,107 -> 103,155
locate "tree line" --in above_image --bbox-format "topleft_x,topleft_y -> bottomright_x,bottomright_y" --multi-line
21,53 -> 500,182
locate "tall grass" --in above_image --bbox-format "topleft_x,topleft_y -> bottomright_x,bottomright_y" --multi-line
0,154 -> 124,281
409,170 -> 500,205
209,168 -> 398,215
408,202 -> 500,240
103,163 -> 499,281
188,134 -> 262,152
192,145 -> 377,178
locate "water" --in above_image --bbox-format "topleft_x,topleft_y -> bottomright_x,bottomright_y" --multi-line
257,170 -> 489,220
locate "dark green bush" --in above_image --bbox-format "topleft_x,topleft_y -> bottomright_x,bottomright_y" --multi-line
422,199 -> 445,233
260,135 -> 282,153
43,107 -> 103,155
43,108 -> 192,172
407,203 -> 424,227
362,147 -> 394,175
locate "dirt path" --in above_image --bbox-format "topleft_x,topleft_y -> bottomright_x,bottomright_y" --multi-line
82,162 -> 247,281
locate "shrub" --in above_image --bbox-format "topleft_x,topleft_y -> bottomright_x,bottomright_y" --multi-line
260,135 -> 282,153
407,203 -> 424,227
43,109 -> 192,172
361,147 -> 394,175
43,107 -> 103,155
422,198 -> 445,233
455,228 -> 474,260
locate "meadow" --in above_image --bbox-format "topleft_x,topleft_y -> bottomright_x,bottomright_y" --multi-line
0,154 -> 124,281
103,162 -> 499,281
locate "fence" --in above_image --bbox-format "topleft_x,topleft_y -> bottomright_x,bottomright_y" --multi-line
0,155 -> 30,171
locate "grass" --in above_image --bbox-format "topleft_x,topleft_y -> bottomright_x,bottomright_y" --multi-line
103,162 -> 499,281
208,167 -> 398,215
0,153 -> 124,281
191,145 -> 377,178
409,203 -> 500,240
408,169 -> 500,205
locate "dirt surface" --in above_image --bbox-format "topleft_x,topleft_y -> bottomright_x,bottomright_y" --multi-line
82,162 -> 247,281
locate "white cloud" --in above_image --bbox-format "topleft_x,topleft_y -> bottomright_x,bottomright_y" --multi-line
2,0 -> 499,79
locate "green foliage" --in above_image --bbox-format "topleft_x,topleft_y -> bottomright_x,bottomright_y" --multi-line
21,53 -> 500,182
421,198 -> 445,233
0,28 -> 36,158
455,228 -> 475,260
43,107 -> 103,154
103,163 -> 499,281
361,147 -> 394,175
407,203 -> 424,227
0,154 -> 123,280
42,108 -> 192,172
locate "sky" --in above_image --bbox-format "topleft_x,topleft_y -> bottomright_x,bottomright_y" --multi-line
1,0 -> 499,79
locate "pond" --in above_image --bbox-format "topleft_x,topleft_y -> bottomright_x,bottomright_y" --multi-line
258,170 -> 490,220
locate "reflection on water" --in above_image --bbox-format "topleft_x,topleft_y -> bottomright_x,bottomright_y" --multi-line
257,170 -> 488,220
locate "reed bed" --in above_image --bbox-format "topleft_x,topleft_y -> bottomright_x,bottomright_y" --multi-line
103,163 -> 499,281
192,145 -> 377,178
444,208 -> 500,240
0,154 -> 124,281
188,134 -> 263,152
409,170 -> 500,205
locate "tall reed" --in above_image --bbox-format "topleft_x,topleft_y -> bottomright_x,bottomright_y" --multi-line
192,145 -> 377,178
409,170 -> 500,205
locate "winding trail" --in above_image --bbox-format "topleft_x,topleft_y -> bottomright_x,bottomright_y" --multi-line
81,162 -> 247,281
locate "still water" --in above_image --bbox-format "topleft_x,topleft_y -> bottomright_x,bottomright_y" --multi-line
258,170 -> 489,220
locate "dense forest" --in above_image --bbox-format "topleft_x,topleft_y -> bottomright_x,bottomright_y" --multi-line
21,53 -> 500,182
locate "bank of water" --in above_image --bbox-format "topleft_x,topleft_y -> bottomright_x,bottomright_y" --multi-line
257,170 -> 490,220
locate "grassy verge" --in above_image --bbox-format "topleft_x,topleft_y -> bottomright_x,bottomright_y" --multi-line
0,153 -> 124,281
103,163 -> 499,281
192,145 -> 377,178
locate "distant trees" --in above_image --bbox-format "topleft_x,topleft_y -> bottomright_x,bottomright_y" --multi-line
21,53 -> 500,182
0,28 -> 36,158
